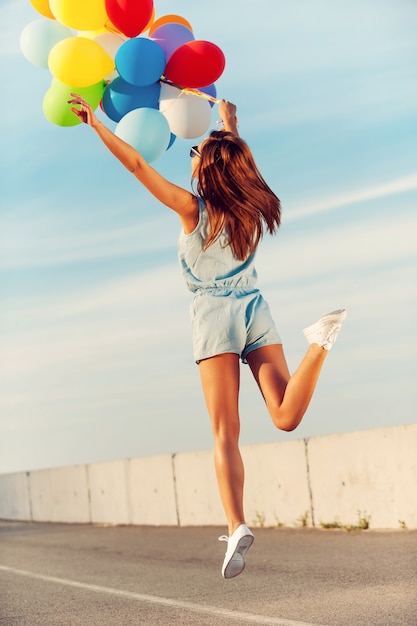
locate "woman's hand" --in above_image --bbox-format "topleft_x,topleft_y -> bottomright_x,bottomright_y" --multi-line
68,93 -> 99,127
218,99 -> 239,136
218,99 -> 237,121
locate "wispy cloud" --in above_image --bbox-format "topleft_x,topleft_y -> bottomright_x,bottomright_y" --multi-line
2,173 -> 415,270
0,213 -> 176,269
1,263 -> 188,374
286,173 -> 417,221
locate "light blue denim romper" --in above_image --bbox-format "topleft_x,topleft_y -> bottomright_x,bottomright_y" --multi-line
178,198 -> 281,363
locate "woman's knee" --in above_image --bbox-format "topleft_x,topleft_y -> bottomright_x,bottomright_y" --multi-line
269,406 -> 301,432
211,416 -> 240,441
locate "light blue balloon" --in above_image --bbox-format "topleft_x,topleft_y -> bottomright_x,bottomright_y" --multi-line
116,38 -> 166,87
20,18 -> 73,69
115,108 -> 171,163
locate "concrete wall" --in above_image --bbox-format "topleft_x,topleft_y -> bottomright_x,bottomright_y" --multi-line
1,424 -> 416,530
30,465 -> 90,523
242,439 -> 311,528
0,471 -> 31,521
129,454 -> 178,526
307,425 -> 417,529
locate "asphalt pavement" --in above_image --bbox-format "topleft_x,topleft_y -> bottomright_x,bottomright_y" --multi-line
0,521 -> 416,625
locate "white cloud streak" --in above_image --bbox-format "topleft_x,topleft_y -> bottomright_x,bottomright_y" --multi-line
286,173 -> 417,221
1,173 -> 415,270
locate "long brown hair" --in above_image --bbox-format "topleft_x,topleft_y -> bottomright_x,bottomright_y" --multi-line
194,131 -> 281,261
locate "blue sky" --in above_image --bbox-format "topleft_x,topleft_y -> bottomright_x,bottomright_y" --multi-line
1,0 -> 416,474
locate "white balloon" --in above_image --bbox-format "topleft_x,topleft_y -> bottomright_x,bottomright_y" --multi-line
94,32 -> 125,81
159,84 -> 212,139
93,32 -> 125,60
20,18 -> 73,69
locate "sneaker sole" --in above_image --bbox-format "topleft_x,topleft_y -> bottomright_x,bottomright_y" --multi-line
223,535 -> 254,579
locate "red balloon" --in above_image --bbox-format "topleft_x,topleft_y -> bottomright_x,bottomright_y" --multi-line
164,40 -> 225,88
105,0 -> 154,38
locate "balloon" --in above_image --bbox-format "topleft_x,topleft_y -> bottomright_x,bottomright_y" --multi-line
143,6 -> 156,32
48,36 -> 114,87
159,84 -> 212,139
20,19 -> 73,69
115,38 -> 165,86
102,77 -> 160,122
105,0 -> 154,38
164,40 -> 225,88
30,0 -> 55,19
94,31 -> 125,80
150,23 -> 194,62
167,133 -> 176,150
93,31 -> 125,60
115,108 -> 171,163
49,0 -> 108,30
148,14 -> 193,36
78,27 -> 108,38
43,78 -> 106,126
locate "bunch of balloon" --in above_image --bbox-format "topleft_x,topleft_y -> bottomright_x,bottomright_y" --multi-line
20,0 -> 226,162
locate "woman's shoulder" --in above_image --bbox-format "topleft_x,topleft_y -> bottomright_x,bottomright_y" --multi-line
179,198 -> 207,240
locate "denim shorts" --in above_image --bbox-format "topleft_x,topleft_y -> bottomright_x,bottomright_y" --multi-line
190,287 -> 282,363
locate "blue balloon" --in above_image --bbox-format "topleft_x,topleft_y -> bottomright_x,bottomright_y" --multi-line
102,77 -> 161,122
116,38 -> 166,86
115,108 -> 171,163
167,133 -> 176,150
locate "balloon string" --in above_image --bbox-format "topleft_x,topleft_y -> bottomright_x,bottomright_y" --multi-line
159,77 -> 221,103
157,80 -> 190,115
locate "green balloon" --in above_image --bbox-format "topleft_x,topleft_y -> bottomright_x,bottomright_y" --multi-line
43,78 -> 106,127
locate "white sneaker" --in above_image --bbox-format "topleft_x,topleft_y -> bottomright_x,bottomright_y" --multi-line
218,524 -> 254,579
303,309 -> 347,350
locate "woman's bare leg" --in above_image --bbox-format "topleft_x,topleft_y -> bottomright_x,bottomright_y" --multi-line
246,343 -> 327,432
198,353 -> 245,535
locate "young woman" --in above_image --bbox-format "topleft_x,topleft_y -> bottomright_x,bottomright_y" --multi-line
69,95 -> 346,579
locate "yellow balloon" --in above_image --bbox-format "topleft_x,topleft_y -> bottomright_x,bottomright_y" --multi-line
49,0 -> 108,30
30,0 -> 55,19
48,37 -> 114,87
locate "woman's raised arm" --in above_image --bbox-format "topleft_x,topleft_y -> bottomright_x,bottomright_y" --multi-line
218,100 -> 239,136
68,94 -> 199,232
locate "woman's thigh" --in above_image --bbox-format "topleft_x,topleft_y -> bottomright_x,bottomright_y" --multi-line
246,344 -> 290,410
198,353 -> 241,436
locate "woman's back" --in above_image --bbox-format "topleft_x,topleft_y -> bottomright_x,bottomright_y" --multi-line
178,199 -> 257,293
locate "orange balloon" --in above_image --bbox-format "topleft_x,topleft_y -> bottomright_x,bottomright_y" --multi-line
30,0 -> 55,19
148,14 -> 193,37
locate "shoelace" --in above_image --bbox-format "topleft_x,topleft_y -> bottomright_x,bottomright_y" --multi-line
218,535 -> 228,543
